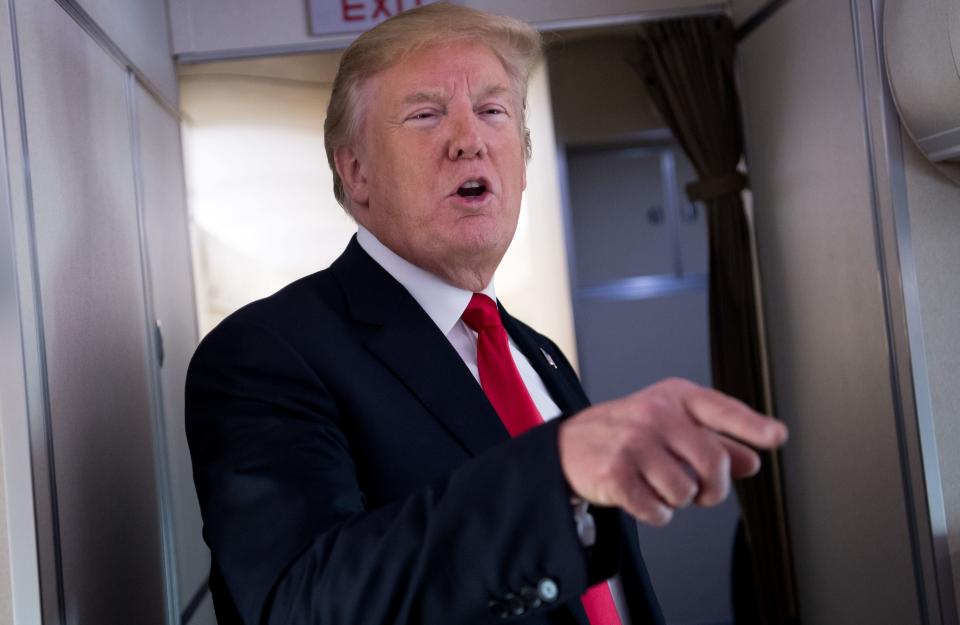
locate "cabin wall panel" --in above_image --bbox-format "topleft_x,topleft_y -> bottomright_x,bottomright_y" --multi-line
0,0 -> 202,622
15,0 -> 169,621
735,0 -> 923,621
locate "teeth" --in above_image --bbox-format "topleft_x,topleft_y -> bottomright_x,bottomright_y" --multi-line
462,180 -> 481,189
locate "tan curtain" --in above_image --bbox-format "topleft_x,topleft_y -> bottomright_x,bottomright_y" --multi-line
630,16 -> 799,625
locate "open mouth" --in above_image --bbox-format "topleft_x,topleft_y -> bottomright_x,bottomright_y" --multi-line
455,179 -> 488,198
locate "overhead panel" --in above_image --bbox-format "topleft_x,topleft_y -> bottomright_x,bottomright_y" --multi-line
884,0 -> 960,182
170,0 -> 723,60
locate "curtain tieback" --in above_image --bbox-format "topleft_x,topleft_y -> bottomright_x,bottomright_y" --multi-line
685,171 -> 748,202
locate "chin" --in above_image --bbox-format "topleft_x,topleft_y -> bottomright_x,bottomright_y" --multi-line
449,224 -> 511,256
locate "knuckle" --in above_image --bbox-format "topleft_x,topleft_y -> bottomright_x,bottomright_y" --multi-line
700,483 -> 729,507
640,504 -> 673,527
623,426 -> 655,452
655,470 -> 695,508
701,444 -> 729,476
627,482 -> 673,526
594,456 -> 622,486
717,404 -> 743,425
663,489 -> 689,509
677,481 -> 698,507
634,397 -> 671,428
661,377 -> 692,392
698,471 -> 731,507
607,447 -> 629,474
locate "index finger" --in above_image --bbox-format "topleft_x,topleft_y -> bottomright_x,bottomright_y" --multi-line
683,388 -> 788,449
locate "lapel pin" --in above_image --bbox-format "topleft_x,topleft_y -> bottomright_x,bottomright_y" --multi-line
540,347 -> 558,369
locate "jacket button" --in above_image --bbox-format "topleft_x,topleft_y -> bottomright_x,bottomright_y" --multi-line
488,599 -> 509,619
520,585 -> 543,609
537,577 -> 559,602
504,593 -> 525,616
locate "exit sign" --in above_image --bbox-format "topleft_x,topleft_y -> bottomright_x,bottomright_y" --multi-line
308,0 -> 457,37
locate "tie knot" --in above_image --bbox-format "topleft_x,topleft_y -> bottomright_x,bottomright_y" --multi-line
461,293 -> 502,331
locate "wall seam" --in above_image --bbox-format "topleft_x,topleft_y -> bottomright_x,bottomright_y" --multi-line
125,69 -> 182,625
849,1 -> 938,623
735,0 -> 791,42
50,0 -> 180,118
0,0 -> 42,620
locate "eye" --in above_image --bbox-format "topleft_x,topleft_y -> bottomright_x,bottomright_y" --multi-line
405,109 -> 442,124
479,106 -> 507,117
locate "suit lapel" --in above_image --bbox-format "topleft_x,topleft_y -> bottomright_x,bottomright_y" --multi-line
331,237 -> 510,457
499,305 -> 590,416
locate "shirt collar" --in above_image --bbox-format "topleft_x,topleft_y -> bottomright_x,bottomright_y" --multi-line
356,225 -> 497,336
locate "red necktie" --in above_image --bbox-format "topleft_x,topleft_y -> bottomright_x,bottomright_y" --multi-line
461,293 -> 623,625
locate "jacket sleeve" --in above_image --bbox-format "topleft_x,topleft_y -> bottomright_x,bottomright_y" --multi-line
185,318 -> 621,625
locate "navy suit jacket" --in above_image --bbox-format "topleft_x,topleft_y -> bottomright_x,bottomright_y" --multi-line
185,237 -> 664,625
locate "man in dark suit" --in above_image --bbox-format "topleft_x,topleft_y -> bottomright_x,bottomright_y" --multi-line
185,4 -> 787,625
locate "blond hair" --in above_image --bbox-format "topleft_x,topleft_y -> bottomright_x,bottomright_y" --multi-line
323,2 -> 542,212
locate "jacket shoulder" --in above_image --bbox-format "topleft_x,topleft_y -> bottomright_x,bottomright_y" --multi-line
209,268 -> 345,339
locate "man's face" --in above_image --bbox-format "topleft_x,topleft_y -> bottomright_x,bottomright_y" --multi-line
339,40 -> 527,286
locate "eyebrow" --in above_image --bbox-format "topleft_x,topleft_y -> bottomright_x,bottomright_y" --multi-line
402,91 -> 446,105
401,84 -> 513,106
475,84 -> 511,101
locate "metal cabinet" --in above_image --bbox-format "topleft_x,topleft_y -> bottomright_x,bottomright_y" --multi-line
567,148 -> 675,282
567,145 -> 706,285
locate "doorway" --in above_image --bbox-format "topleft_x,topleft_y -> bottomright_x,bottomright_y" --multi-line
547,30 -> 740,625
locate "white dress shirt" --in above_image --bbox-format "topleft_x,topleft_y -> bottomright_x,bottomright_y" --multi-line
356,226 -> 561,420
356,226 -> 632,625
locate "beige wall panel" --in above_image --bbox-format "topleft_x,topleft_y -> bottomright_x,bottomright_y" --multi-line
738,0 -> 922,622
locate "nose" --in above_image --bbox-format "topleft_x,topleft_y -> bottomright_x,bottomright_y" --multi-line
447,107 -> 486,160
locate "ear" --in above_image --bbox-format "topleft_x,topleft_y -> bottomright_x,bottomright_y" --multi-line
334,145 -> 370,209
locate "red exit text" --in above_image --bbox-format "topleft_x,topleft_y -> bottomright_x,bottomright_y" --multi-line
341,0 -> 426,22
